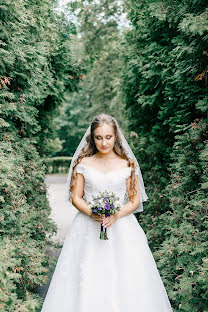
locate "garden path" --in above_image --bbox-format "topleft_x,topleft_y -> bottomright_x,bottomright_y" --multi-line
36,174 -> 77,303
45,173 -> 78,244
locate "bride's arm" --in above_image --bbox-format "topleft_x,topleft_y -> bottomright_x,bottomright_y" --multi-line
71,173 -> 105,223
118,176 -> 140,218
71,173 -> 91,216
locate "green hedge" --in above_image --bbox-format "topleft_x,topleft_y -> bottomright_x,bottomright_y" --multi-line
122,0 -> 208,310
0,0 -> 81,310
44,157 -> 72,174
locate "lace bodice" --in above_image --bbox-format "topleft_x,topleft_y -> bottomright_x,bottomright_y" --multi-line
76,163 -> 134,210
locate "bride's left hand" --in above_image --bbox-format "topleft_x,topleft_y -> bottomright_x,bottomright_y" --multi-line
102,211 -> 120,228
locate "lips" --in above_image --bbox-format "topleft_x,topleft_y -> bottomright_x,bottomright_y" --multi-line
102,147 -> 108,150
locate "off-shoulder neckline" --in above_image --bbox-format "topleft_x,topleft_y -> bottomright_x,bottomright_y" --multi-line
76,163 -> 131,175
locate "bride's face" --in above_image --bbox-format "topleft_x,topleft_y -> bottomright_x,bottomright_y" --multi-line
93,123 -> 116,154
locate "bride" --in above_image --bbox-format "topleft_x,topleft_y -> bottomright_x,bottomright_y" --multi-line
41,113 -> 173,312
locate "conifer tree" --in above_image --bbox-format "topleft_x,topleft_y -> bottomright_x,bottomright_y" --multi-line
121,0 -> 208,310
54,0 -> 128,157
0,0 -> 81,310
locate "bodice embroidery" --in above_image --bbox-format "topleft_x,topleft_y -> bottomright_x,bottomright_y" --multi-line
76,163 -> 132,206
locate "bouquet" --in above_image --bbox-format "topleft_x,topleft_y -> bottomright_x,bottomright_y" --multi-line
88,190 -> 121,240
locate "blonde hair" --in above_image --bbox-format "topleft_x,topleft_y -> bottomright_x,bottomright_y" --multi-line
70,113 -> 137,200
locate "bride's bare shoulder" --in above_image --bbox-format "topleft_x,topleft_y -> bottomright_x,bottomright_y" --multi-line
79,156 -> 94,166
118,157 -> 130,168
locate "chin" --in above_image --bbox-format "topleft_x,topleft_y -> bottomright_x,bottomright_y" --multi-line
98,147 -> 111,153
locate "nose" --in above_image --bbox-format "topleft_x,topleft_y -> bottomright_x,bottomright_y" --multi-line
102,139 -> 107,146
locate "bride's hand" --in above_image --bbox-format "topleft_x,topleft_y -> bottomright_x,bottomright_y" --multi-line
90,212 -> 105,223
102,211 -> 120,228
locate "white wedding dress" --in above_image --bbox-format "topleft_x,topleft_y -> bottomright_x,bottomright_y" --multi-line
41,164 -> 173,312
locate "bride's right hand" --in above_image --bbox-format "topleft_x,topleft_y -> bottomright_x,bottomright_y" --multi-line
90,212 -> 105,223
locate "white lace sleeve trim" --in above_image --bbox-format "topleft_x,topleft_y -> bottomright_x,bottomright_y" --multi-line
76,164 -> 85,176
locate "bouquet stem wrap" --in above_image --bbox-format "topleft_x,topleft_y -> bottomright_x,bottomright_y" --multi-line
100,223 -> 108,240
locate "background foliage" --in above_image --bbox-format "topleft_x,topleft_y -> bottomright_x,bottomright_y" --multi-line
121,0 -> 208,310
1,0 -> 207,311
44,156 -> 72,173
0,0 -> 81,310
54,0 -> 128,156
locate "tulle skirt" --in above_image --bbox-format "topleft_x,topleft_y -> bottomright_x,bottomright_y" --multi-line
41,212 -> 173,312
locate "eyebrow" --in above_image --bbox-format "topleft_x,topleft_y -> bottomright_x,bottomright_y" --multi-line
94,134 -> 113,137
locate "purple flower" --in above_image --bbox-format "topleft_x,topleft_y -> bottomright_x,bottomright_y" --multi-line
104,197 -> 109,202
98,207 -> 102,211
93,209 -> 97,214
111,204 -> 115,208
105,203 -> 110,210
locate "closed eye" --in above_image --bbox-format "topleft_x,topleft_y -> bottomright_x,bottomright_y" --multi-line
96,136 -> 112,140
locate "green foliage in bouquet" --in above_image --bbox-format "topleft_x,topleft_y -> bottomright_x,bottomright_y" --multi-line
121,0 -> 208,310
0,0 -> 82,310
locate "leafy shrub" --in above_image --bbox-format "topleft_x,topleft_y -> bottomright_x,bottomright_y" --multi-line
44,157 -> 72,174
122,0 -> 208,310
0,0 -> 81,310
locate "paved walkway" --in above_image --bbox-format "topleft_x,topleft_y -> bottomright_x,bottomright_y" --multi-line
35,174 -> 78,305
45,174 -> 78,244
